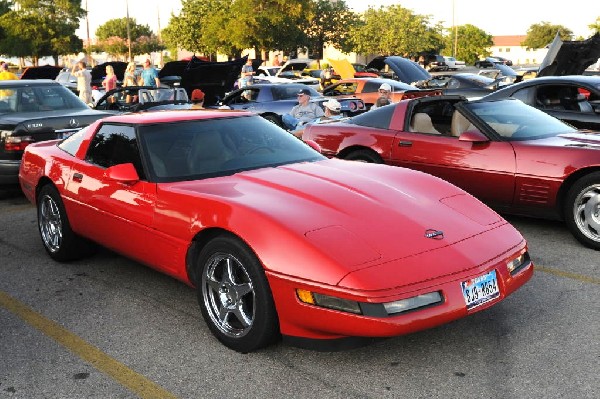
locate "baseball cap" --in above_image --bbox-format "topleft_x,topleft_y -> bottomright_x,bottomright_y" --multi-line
323,99 -> 341,112
297,88 -> 311,96
379,83 -> 392,92
191,89 -> 205,101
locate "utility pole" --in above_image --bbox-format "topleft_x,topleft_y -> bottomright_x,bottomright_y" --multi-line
453,0 -> 458,58
126,0 -> 132,61
85,0 -> 92,65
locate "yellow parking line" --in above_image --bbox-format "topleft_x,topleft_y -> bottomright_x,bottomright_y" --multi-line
0,291 -> 178,399
536,265 -> 600,285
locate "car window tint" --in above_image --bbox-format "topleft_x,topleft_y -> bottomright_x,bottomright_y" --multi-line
349,104 -> 395,129
85,124 -> 145,178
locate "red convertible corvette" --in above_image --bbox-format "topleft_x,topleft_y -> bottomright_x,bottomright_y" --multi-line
302,96 -> 600,250
19,110 -> 532,352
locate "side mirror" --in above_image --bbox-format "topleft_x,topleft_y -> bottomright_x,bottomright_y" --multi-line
458,130 -> 489,143
104,163 -> 140,184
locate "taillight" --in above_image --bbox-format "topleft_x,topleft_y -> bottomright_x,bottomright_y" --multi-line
4,136 -> 34,151
349,101 -> 357,111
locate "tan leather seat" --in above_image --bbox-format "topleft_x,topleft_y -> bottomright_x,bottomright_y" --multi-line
450,111 -> 475,137
410,113 -> 440,134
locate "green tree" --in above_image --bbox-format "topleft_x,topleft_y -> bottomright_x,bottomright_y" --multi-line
349,5 -> 444,57
522,22 -> 573,49
442,24 -> 493,65
0,0 -> 84,65
589,17 -> 600,34
305,0 -> 359,59
95,18 -> 163,60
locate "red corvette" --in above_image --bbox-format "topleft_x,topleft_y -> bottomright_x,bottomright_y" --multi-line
19,110 -> 532,352
302,96 -> 600,250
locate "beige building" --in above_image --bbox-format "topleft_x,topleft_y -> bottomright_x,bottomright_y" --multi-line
490,36 -> 548,66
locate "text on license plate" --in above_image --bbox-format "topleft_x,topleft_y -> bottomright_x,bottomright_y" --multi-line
461,270 -> 499,309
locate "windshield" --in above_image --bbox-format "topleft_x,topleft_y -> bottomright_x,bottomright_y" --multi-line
139,115 -> 324,182
465,99 -> 578,141
0,84 -> 89,113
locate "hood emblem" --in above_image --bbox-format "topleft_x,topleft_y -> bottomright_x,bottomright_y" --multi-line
425,229 -> 444,240
68,118 -> 80,128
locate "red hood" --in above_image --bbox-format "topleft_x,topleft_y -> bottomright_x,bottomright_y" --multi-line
167,160 -> 513,286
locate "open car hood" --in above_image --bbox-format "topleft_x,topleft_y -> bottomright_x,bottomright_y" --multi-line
91,61 -> 127,84
537,32 -> 600,77
159,56 -> 245,106
19,65 -> 62,80
366,56 -> 431,84
327,58 -> 356,80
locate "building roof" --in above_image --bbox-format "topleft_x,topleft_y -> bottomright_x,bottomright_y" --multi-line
493,36 -> 527,46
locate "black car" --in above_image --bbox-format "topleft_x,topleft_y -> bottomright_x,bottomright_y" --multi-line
493,56 -> 513,66
0,80 -> 111,185
416,73 -> 502,99
474,57 -> 502,68
481,75 -> 600,130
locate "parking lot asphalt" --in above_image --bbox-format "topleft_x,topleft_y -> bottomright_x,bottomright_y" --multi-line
0,185 -> 598,399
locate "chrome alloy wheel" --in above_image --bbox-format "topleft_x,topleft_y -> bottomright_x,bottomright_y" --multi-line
573,183 -> 600,243
39,194 -> 63,253
202,253 -> 255,338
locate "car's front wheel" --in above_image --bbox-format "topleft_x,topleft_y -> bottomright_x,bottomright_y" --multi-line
196,235 -> 279,352
37,184 -> 94,261
564,172 -> 600,250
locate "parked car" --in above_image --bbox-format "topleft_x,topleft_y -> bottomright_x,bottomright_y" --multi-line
302,95 -> 600,250
474,57 -> 501,69
322,77 -> 438,108
492,56 -> 513,66
0,79 -> 111,185
19,109 -> 533,352
418,54 -> 449,72
365,56 -> 432,85
55,69 -> 79,95
417,73 -> 503,100
19,65 -> 62,80
443,56 -> 466,70
218,83 -> 365,126
481,75 -> 600,130
253,65 -> 320,90
93,86 -> 190,113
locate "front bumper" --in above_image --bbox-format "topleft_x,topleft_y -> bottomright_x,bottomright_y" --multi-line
266,244 -> 533,342
0,159 -> 20,185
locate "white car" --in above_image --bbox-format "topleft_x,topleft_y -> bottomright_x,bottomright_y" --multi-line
253,65 -> 320,90
443,56 -> 466,70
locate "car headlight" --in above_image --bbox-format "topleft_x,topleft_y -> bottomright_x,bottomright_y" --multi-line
382,292 -> 443,315
506,251 -> 531,275
296,289 -> 361,314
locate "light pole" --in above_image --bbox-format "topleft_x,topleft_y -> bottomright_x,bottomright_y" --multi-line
452,0 -> 458,58
85,0 -> 91,65
126,0 -> 132,61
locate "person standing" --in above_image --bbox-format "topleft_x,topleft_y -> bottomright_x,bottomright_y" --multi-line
272,54 -> 281,67
123,62 -> 137,103
239,58 -> 254,88
0,62 -> 18,80
370,83 -> 393,110
140,59 -> 160,87
102,65 -> 117,104
71,61 -> 92,104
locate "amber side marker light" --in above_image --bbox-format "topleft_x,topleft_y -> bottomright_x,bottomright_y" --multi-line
296,289 -> 361,314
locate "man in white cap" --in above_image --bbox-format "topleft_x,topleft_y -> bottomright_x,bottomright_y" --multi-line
282,88 -> 324,131
370,82 -> 393,110
292,98 -> 343,138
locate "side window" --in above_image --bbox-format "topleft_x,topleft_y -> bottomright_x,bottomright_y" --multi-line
363,81 -> 380,93
512,87 -> 534,105
85,124 -> 145,179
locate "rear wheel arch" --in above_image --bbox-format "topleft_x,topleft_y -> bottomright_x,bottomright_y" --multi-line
338,146 -> 384,163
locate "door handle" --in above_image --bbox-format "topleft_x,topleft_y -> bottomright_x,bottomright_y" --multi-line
73,173 -> 83,182
398,141 -> 412,147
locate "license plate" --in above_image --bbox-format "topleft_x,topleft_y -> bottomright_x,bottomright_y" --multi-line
461,270 -> 499,309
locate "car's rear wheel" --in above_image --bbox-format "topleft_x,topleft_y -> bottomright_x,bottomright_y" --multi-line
196,235 -> 279,352
343,149 -> 383,163
564,172 -> 600,250
37,184 -> 94,261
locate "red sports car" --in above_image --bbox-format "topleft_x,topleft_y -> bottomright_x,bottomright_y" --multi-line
19,110 -> 532,352
302,96 -> 600,250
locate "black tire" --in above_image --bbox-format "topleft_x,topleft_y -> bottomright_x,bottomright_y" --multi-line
196,235 -> 279,352
343,149 -> 383,163
37,184 -> 94,261
564,172 -> 600,250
